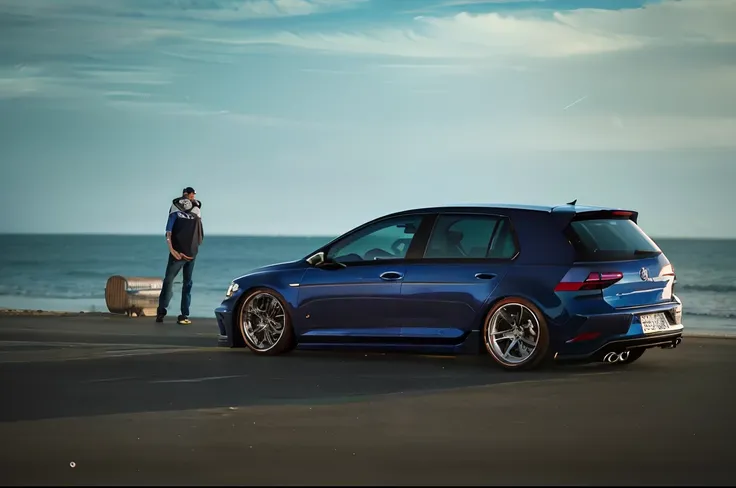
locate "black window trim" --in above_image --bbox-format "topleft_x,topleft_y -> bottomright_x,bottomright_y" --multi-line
415,211 -> 521,264
315,212 -> 434,268
305,210 -> 522,268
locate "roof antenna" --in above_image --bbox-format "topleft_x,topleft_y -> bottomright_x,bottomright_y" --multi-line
566,199 -> 577,206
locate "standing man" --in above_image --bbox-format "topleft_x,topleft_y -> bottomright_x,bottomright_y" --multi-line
156,187 -> 204,325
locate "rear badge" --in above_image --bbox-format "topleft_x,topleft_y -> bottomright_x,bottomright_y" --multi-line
639,267 -> 650,281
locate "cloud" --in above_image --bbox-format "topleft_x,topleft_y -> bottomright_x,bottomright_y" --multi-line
206,0 -> 736,58
426,115 -> 736,152
176,0 -> 369,21
440,0 -> 546,4
7,0 -> 733,67
409,0 -> 547,12
5,0 -> 735,62
0,65 -> 43,99
0,63 -> 172,100
375,63 -> 476,75
0,64 -> 87,100
0,61 -> 312,128
103,90 -> 153,100
300,68 -> 362,75
0,0 -> 367,21
105,98 -> 327,130
75,67 -> 172,86
1,0 -> 735,149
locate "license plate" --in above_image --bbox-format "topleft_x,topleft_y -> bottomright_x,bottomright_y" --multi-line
640,313 -> 674,334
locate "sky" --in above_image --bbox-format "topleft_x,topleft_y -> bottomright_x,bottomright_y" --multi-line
0,0 -> 735,238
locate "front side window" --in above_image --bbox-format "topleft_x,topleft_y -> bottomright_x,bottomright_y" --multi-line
424,214 -> 517,260
327,215 -> 424,263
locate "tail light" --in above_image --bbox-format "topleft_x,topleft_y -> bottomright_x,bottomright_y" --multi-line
555,272 -> 624,292
661,264 -> 677,297
566,331 -> 602,343
661,264 -> 675,277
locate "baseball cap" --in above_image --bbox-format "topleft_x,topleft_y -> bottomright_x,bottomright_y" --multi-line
183,186 -> 196,195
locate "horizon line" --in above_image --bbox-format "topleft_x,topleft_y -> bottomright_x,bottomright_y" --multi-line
0,232 -> 735,241
0,232 -> 337,238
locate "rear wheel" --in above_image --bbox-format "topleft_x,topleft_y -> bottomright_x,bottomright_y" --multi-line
482,297 -> 550,371
237,288 -> 295,355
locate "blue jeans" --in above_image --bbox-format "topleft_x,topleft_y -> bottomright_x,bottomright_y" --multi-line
157,254 -> 196,318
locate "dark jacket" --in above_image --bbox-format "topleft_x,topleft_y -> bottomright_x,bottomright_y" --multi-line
166,198 -> 204,258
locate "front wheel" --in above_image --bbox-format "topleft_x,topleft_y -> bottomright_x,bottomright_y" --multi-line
237,288 -> 295,355
482,297 -> 551,371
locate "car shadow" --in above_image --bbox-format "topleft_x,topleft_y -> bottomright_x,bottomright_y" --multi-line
0,346 -> 615,423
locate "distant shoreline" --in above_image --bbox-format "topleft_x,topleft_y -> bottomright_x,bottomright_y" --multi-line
0,233 -> 338,239
0,308 -> 109,317
0,233 -> 734,241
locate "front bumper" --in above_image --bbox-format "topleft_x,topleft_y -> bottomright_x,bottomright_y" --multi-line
214,305 -> 236,347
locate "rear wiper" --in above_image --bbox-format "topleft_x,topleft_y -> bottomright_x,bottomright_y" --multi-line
633,249 -> 661,256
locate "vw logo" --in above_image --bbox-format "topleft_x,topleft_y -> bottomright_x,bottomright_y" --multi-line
639,267 -> 650,281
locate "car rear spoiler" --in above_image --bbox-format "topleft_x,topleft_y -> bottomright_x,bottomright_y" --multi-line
551,206 -> 640,227
572,209 -> 639,224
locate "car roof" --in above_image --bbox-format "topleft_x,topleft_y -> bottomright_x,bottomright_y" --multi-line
385,202 -> 632,218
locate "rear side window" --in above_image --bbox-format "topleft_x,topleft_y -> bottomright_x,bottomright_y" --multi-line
567,218 -> 661,262
424,214 -> 518,260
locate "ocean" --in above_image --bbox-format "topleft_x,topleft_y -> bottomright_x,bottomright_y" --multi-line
0,235 -> 734,333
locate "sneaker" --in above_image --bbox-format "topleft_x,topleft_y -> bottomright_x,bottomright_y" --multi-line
177,315 -> 191,325
155,314 -> 165,323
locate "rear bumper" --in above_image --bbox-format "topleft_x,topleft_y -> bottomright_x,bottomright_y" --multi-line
553,297 -> 684,361
554,328 -> 683,362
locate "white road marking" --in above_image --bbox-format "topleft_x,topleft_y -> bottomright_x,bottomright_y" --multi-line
85,376 -> 138,383
105,348 -> 173,354
0,346 -> 219,364
100,348 -> 201,358
149,375 -> 247,384
0,340 -> 182,349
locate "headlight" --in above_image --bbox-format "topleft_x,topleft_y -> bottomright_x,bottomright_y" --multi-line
225,282 -> 239,298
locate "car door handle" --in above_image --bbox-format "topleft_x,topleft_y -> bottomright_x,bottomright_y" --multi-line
380,271 -> 404,281
475,273 -> 496,280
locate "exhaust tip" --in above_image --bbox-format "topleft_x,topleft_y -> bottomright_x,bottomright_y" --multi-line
603,350 -> 630,363
660,337 -> 683,349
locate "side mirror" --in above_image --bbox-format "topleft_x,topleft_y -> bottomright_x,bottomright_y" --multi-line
306,251 -> 347,270
306,251 -> 325,266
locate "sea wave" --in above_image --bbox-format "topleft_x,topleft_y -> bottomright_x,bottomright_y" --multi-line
680,284 -> 736,294
0,283 -> 225,300
63,270 -> 114,278
0,288 -> 104,300
683,311 -> 736,320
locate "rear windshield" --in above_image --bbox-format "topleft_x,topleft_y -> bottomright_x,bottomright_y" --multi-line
567,218 -> 661,262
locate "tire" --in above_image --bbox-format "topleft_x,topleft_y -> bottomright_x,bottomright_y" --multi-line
237,287 -> 295,355
482,297 -> 551,371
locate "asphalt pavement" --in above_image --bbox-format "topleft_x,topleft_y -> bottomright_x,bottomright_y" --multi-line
0,313 -> 734,485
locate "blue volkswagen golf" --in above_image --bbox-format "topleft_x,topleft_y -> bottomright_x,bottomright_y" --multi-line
214,203 -> 684,370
